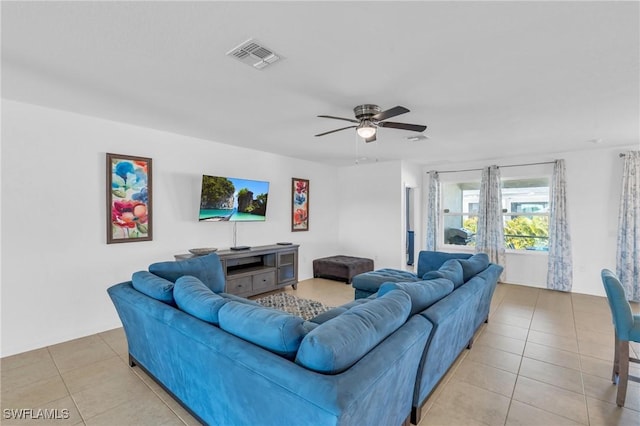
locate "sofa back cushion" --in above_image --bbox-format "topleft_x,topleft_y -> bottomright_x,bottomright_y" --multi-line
422,259 -> 465,288
218,302 -> 308,359
458,253 -> 490,282
173,276 -> 228,325
149,253 -> 225,293
378,278 -> 454,315
417,251 -> 472,278
295,290 -> 411,374
309,299 -> 370,324
131,271 -> 175,304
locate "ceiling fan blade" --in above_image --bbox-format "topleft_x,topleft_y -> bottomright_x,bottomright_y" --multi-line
317,115 -> 360,124
315,125 -> 357,137
371,106 -> 410,121
364,134 -> 377,143
378,121 -> 427,132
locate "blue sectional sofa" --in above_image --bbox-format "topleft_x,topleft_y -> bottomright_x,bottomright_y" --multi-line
347,251 -> 503,423
107,251 -> 502,425
107,253 -> 432,426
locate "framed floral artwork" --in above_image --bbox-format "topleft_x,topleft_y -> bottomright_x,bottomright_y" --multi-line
292,177 -> 309,232
106,153 -> 152,243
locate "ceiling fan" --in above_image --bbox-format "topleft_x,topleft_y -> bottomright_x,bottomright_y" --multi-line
315,104 -> 427,143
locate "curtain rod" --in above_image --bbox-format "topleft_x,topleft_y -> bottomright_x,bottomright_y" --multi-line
432,160 -> 556,174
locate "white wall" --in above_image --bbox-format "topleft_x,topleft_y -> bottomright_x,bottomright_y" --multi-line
423,146 -> 636,297
1,100 -> 340,356
336,161 -> 404,269
333,160 -> 423,270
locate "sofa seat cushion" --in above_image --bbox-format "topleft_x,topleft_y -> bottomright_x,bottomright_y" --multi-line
218,302 -> 309,359
173,276 -> 228,325
351,268 -> 420,293
149,253 -> 225,293
378,278 -> 454,315
295,290 -> 411,374
422,259 -> 465,288
416,251 -> 472,277
131,271 -> 175,304
458,253 -> 490,282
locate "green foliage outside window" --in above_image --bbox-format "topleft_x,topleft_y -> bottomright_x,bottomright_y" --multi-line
462,215 -> 548,250
463,217 -> 478,233
504,216 -> 549,250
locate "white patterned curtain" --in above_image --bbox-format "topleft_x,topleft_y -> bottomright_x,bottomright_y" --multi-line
547,159 -> 573,292
476,165 -> 506,275
425,171 -> 440,251
616,151 -> 640,301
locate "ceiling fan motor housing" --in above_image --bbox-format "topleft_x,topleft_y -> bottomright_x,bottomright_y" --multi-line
354,104 -> 381,120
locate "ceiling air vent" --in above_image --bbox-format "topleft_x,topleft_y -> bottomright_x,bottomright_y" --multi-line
226,38 -> 281,70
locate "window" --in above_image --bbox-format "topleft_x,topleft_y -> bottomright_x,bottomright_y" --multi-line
442,177 -> 550,251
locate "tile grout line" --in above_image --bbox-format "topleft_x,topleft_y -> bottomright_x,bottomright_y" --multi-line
501,286 -> 540,426
45,346 -> 87,426
95,331 -> 190,425
570,293 -> 593,426
419,287 -> 504,423
129,366 -> 190,426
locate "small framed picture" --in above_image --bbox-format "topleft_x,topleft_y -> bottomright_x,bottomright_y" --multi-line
106,153 -> 152,243
291,178 -> 309,232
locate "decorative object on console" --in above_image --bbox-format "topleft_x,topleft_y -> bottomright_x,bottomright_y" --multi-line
106,153 -> 152,244
188,248 -> 218,256
292,177 -> 309,232
199,175 -> 269,222
253,292 -> 332,321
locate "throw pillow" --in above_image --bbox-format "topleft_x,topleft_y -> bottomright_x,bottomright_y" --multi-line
295,290 -> 411,374
458,253 -> 490,282
378,278 -> 454,315
173,275 -> 228,325
421,259 -> 464,288
218,302 -> 308,359
421,270 -> 446,281
131,271 -> 175,304
417,251 -> 472,277
149,253 -> 225,293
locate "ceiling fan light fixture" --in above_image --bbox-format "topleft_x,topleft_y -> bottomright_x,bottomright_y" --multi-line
356,120 -> 376,139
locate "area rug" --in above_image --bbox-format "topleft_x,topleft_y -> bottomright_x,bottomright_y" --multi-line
254,293 -> 333,320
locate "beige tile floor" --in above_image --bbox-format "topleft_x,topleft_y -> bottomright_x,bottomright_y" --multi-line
2,279 -> 639,425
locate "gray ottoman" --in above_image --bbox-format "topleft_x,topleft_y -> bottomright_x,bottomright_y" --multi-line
313,255 -> 374,284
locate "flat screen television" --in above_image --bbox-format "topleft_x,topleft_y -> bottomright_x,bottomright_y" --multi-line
199,175 -> 269,222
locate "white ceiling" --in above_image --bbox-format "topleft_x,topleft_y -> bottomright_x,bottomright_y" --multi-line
2,1 -> 639,166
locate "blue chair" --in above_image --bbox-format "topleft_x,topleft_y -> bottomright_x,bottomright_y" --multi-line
601,269 -> 640,407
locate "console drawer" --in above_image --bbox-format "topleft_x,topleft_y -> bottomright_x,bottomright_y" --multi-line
252,270 -> 276,292
226,276 -> 253,295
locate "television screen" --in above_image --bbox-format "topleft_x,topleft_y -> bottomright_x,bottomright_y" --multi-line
199,175 -> 269,222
